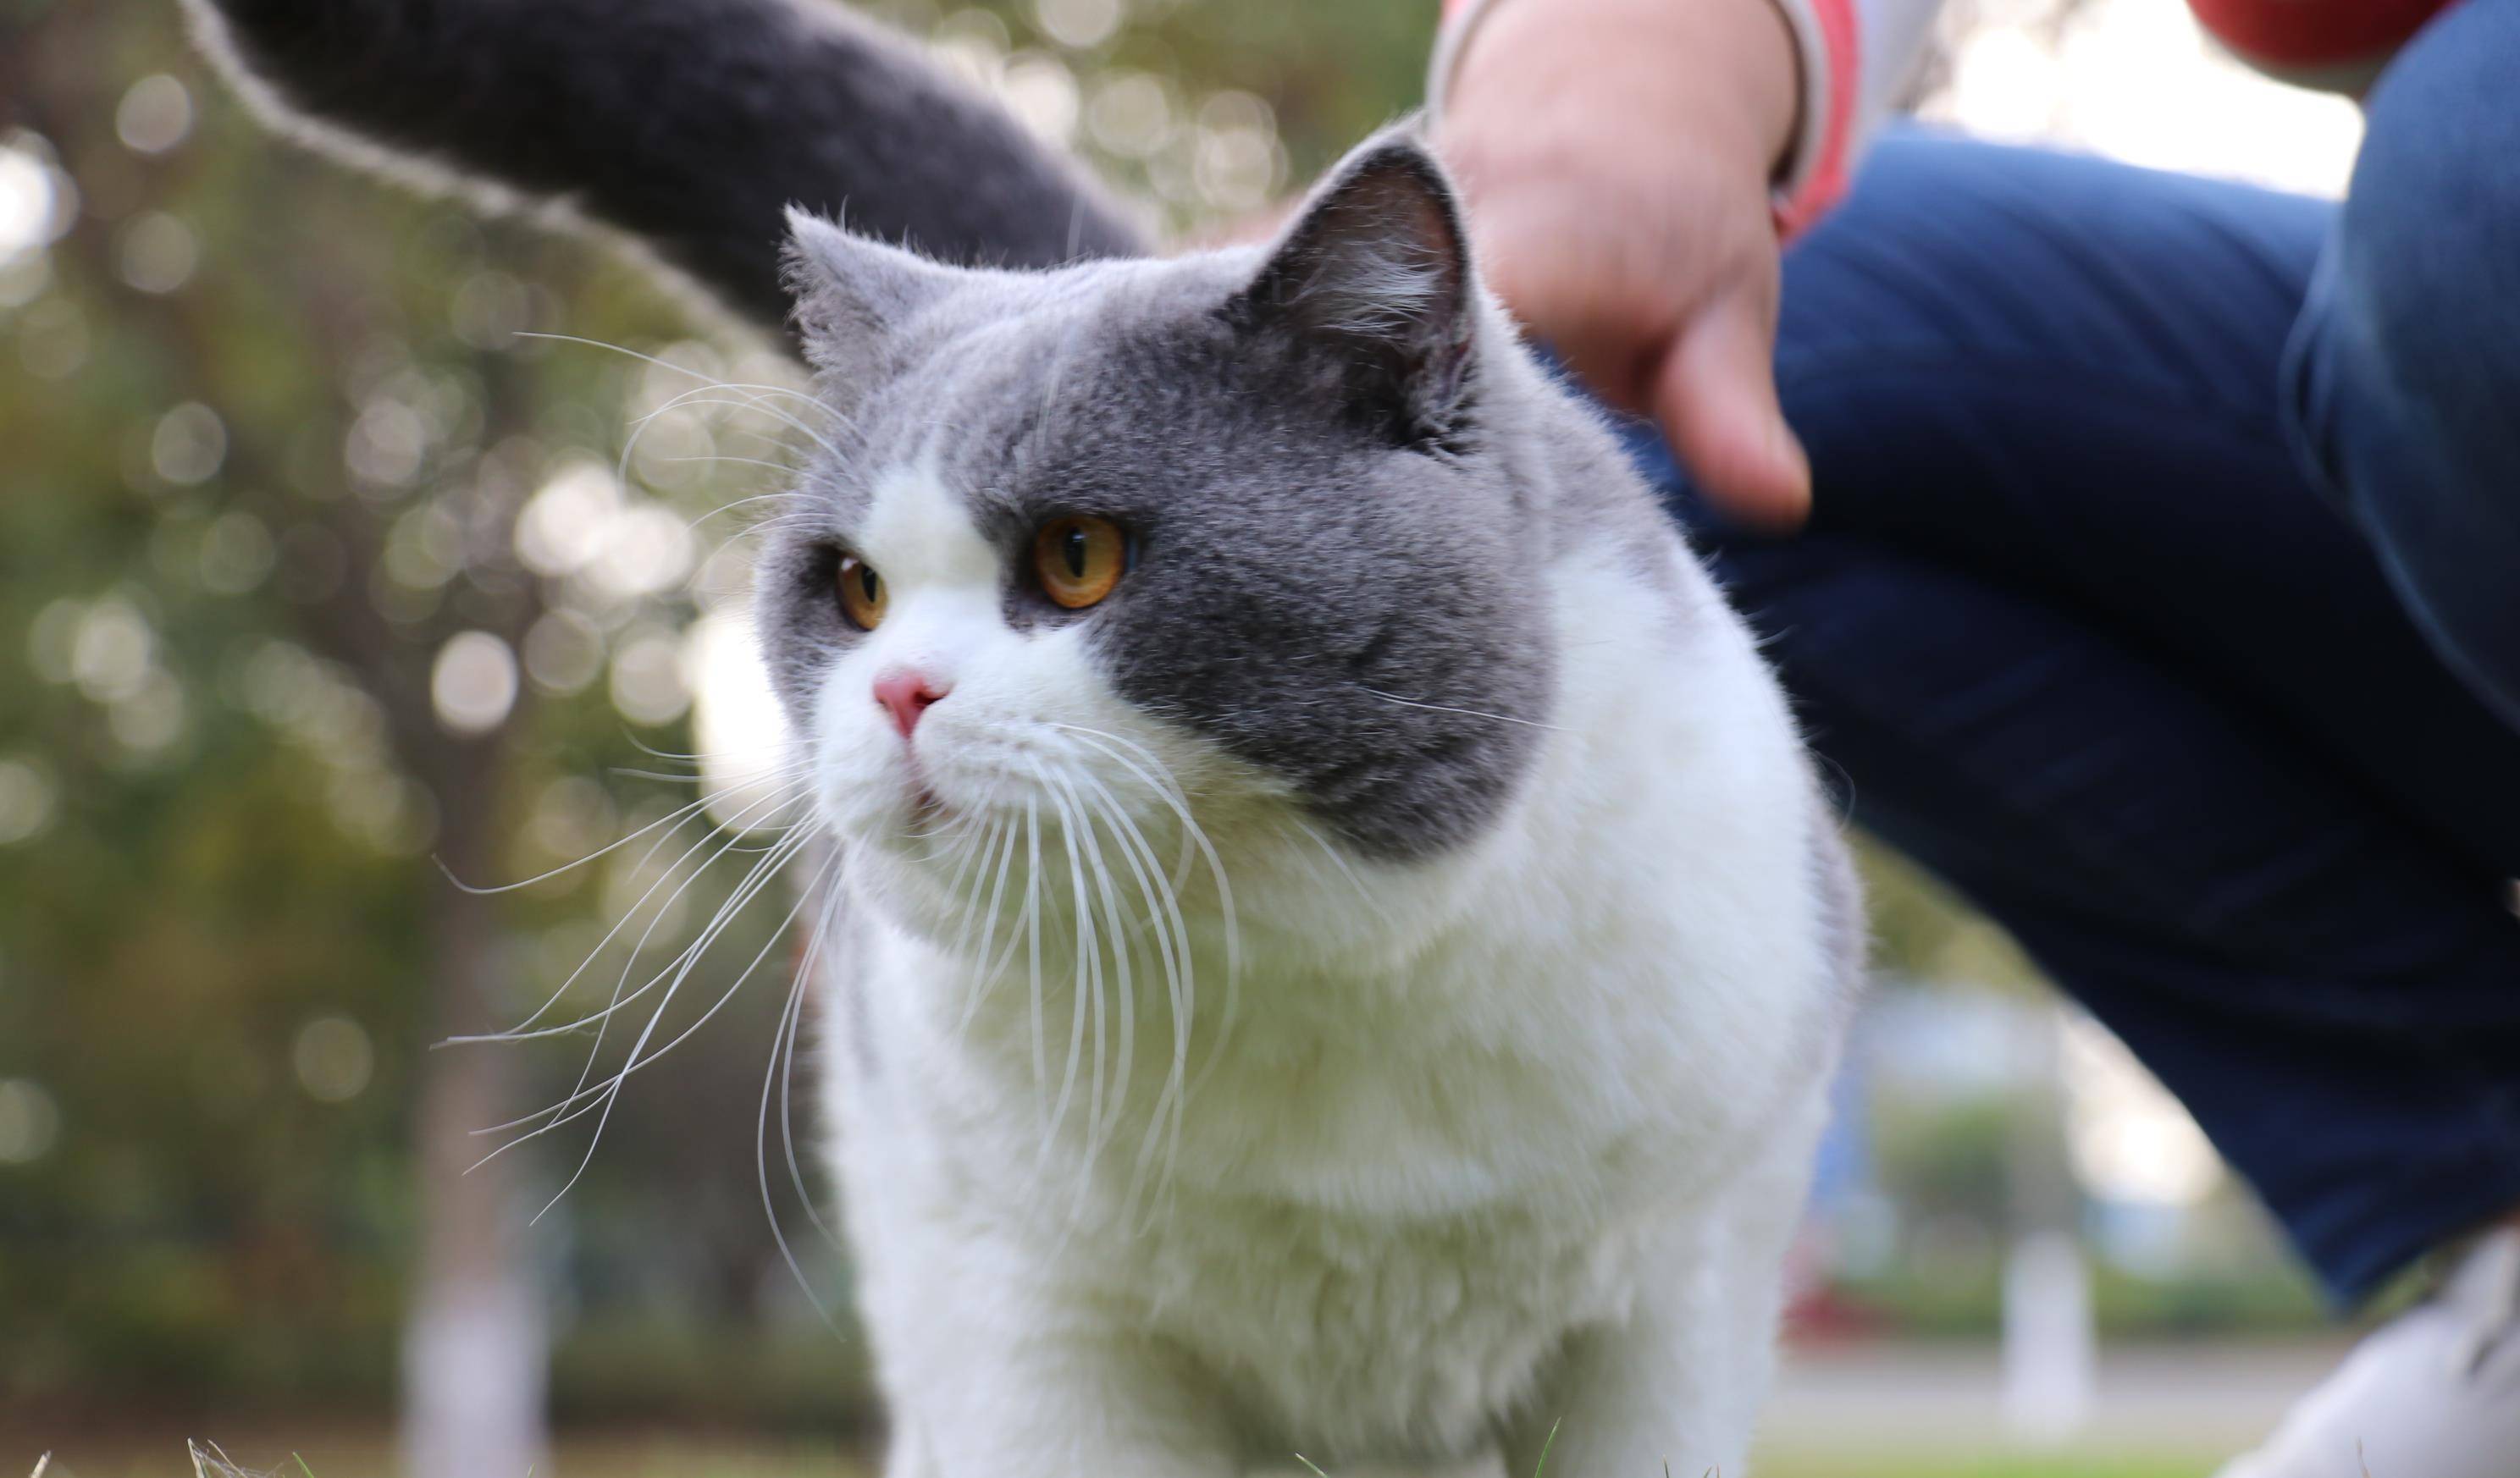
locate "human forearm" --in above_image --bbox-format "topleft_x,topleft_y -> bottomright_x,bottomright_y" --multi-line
1429,0 -> 1813,524
1433,0 -> 1800,177
1431,0 -> 1942,233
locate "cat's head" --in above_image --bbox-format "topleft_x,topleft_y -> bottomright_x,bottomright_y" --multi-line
753,130 -> 1564,917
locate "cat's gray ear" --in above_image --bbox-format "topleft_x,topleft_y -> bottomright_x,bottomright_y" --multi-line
1229,130 -> 1478,445
782,207 -> 958,411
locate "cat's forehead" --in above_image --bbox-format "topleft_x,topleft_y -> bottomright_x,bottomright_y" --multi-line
804,251 -> 1284,532
879,252 -> 1244,401
850,454 -> 1002,583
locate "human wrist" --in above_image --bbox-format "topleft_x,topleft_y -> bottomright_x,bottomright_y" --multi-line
1434,0 -> 1804,185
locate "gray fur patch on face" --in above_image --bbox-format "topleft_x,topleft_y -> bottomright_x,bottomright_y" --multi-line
756,133 -> 1645,860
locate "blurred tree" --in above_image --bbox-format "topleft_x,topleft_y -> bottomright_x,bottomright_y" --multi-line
2,0 -> 814,1455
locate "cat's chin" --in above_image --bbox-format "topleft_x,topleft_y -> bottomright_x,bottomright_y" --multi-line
816,746 -> 984,845
832,782 -> 1021,869
833,801 -> 952,855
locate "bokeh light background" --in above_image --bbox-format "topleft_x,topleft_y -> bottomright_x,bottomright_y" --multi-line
0,0 -> 2375,1472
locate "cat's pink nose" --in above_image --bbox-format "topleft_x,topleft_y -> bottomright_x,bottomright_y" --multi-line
872,668 -> 950,738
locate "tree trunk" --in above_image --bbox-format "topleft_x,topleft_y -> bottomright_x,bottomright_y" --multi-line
401,747 -> 550,1478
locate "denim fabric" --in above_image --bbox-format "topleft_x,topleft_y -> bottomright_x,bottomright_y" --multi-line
2283,0 -> 2520,731
1616,127 -> 2520,1304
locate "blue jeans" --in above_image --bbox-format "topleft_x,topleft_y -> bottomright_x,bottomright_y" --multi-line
1622,2 -> 2520,1305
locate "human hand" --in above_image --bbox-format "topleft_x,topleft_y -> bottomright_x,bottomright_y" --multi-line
1434,0 -> 1810,528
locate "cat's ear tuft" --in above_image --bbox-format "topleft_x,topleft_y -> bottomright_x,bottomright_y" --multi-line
1230,130 -> 1478,444
781,207 -> 956,412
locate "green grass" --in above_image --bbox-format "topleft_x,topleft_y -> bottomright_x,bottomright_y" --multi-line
9,1434 -> 2213,1478
1755,1454 -> 2202,1478
19,1437 -> 876,1478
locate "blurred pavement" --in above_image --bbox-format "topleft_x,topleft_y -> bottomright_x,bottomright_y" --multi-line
1767,1340 -> 2351,1448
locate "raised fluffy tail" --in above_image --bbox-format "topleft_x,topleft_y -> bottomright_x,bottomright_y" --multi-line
185,0 -> 1150,336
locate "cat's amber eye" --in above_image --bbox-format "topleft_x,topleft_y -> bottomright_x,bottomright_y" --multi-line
1031,516 -> 1126,609
837,553 -> 887,631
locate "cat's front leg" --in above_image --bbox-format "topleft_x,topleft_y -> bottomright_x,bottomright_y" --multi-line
1253,1455 -> 1510,1478
1498,1273 -> 1764,1478
1502,1123 -> 1825,1477
881,1315 -> 1242,1478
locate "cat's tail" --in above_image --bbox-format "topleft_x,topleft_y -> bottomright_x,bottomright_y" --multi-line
182,0 -> 1151,338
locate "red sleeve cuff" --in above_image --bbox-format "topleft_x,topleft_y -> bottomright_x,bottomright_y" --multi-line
1774,0 -> 1860,240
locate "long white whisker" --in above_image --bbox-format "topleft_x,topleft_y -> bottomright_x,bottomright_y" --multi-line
473,821 -> 816,1152
508,833 -> 830,1211
673,487 -> 808,540
1047,726 -> 1237,979
511,329 -> 849,439
937,814 -> 1003,970
431,758 -> 809,898
1287,815 -> 1393,929
1067,771 -> 1191,1056
1029,759 -> 1096,1166
953,814 -> 1026,1036
1072,766 -> 1195,1226
513,330 -> 854,485
627,389 -> 843,465
909,806 -> 986,855
628,383 -> 849,447
934,814 -> 1004,1036
451,780 -> 815,1048
1051,726 -> 1241,1073
525,837 -> 831,1220
660,454 -> 802,478
782,874 -> 852,1256
760,864 -> 849,1332
478,806 -> 806,1054
1046,764 -> 1132,1189
1357,687 -> 1568,733
1022,798 -> 1045,1098
511,332 -> 824,406
456,780 -> 813,1083
605,764 -> 809,787
622,731 -> 805,767
629,375 -> 852,432
758,957 -> 843,1332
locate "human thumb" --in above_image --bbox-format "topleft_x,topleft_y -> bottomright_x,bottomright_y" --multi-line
1651,289 -> 1810,531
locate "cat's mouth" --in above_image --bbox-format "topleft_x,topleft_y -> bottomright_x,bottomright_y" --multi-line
899,748 -> 947,819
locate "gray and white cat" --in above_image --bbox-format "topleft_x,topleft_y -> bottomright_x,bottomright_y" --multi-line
194,3 -> 1862,1473
765,138 -> 1859,1478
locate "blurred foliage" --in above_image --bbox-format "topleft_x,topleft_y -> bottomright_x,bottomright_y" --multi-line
1859,841 -> 2052,991
1876,1095 -> 2019,1232
3,0 -> 837,1422
1835,1255 -> 2332,1342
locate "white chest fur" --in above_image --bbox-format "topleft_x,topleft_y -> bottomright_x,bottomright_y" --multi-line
820,540 -> 1849,1476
